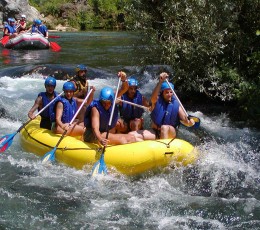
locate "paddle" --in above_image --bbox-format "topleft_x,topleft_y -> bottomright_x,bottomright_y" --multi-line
35,28 -> 61,52
49,35 -> 61,38
0,92 -> 64,153
42,89 -> 93,163
116,98 -> 150,112
91,79 -> 121,176
165,79 -> 200,128
49,42 -> 61,52
1,36 -> 9,46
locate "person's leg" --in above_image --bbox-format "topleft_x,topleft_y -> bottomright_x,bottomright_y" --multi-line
115,118 -> 129,133
101,132 -> 136,145
129,129 -> 156,141
67,123 -> 85,136
129,118 -> 143,131
160,125 -> 176,139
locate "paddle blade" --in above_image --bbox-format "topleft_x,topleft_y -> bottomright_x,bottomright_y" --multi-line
42,147 -> 57,163
1,36 -> 9,46
50,42 -> 61,52
180,115 -> 201,129
191,116 -> 200,129
0,133 -> 16,153
91,154 -> 108,176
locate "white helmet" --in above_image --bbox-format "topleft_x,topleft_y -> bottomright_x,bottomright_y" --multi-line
21,14 -> 26,18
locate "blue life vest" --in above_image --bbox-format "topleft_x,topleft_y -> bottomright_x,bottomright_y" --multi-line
84,100 -> 118,132
51,96 -> 77,123
38,91 -> 58,119
38,25 -> 48,37
31,25 -> 37,33
151,96 -> 180,128
120,90 -> 144,122
6,25 -> 16,34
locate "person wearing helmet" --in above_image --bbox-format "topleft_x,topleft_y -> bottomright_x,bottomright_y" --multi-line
51,81 -> 94,136
32,19 -> 48,38
116,76 -> 150,133
68,64 -> 91,122
83,71 -> 137,146
3,18 -> 18,38
17,14 -> 27,34
132,72 -> 194,140
28,76 -> 58,130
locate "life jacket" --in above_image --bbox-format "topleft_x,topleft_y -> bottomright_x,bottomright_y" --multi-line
19,21 -> 26,27
18,20 -> 26,31
31,25 -> 37,33
38,91 -> 58,119
51,96 -> 77,123
151,96 -> 180,128
84,100 -> 118,132
70,76 -> 89,99
37,25 -> 48,37
120,90 -> 144,121
6,25 -> 16,34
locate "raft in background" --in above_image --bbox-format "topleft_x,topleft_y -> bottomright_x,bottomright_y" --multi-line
19,119 -> 199,176
4,32 -> 49,50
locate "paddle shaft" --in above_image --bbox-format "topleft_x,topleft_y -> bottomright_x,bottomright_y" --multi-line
116,98 -> 150,112
103,79 -> 121,147
53,88 -> 93,148
17,91 -> 64,133
165,79 -> 189,117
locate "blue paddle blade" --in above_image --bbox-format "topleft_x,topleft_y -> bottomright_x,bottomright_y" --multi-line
192,116 -> 201,129
42,147 -> 56,163
180,116 -> 201,129
91,154 -> 108,176
0,133 -> 16,153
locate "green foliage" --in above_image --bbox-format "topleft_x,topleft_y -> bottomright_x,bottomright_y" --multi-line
127,0 -> 260,124
29,0 -> 129,30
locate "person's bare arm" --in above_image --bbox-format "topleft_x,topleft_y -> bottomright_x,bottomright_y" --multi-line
55,102 -> 66,129
117,71 -> 129,97
28,96 -> 42,119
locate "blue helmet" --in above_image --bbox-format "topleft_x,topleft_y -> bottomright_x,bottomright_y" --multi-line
45,76 -> 56,87
75,64 -> 87,72
161,81 -> 174,92
99,87 -> 114,102
128,77 -> 138,87
34,19 -> 42,25
63,82 -> 76,91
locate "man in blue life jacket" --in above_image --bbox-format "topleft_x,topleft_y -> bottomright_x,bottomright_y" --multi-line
32,19 -> 48,38
51,81 -> 95,137
116,77 -> 150,133
130,72 -> 194,140
3,18 -> 18,39
83,71 -> 137,146
28,76 -> 58,130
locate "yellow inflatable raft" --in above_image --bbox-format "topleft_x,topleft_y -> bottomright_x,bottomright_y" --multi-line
19,119 -> 199,176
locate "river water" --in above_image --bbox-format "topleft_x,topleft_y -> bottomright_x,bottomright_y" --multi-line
0,32 -> 260,230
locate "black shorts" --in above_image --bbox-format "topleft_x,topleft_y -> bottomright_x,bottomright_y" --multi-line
40,117 -> 52,130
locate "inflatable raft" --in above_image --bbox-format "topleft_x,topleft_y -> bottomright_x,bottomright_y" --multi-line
19,119 -> 199,176
4,32 -> 49,50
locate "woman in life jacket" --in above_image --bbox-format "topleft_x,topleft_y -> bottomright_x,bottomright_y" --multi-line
116,77 -> 150,133
83,71 -> 137,146
28,76 -> 58,130
130,72 -> 194,140
51,82 -> 94,136
17,14 -> 27,34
